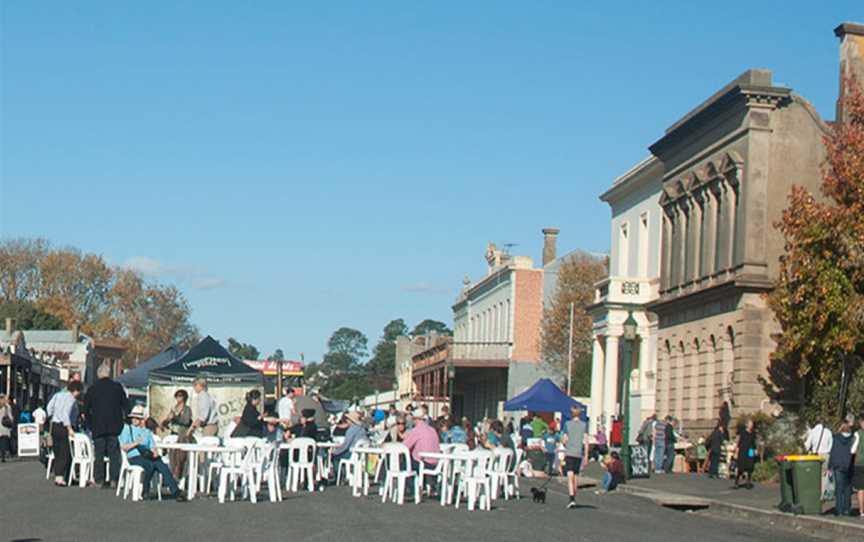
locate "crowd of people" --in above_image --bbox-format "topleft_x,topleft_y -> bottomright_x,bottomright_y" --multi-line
805,413 -> 864,518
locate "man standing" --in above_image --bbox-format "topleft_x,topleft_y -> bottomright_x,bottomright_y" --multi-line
187,378 -> 218,437
32,400 -> 47,433
277,386 -> 297,428
46,381 -> 83,486
663,417 -> 677,473
84,363 -> 128,488
562,405 -> 589,509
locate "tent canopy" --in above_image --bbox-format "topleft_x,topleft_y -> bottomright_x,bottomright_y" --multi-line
149,336 -> 262,385
117,345 -> 183,390
503,378 -> 588,421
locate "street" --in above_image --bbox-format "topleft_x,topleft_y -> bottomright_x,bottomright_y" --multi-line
0,460 -> 824,542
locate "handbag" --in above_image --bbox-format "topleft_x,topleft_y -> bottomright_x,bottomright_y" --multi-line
821,468 -> 835,502
1,415 -> 12,428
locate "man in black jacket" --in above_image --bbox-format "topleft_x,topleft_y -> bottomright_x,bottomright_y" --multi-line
84,363 -> 129,488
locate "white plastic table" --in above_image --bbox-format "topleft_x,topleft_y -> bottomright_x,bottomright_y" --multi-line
156,442 -> 244,500
419,451 -> 475,506
351,446 -> 384,496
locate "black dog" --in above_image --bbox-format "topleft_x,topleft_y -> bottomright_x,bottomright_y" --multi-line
530,486 -> 547,504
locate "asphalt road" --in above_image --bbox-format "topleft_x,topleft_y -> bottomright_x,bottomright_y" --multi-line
0,459 -> 822,542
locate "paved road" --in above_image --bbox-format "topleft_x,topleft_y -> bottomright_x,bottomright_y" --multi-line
0,460 -> 823,542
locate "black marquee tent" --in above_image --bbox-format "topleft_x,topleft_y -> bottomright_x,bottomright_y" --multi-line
148,336 -> 262,435
149,336 -> 261,385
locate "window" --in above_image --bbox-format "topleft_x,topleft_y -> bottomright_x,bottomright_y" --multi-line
619,222 -> 630,276
639,212 -> 649,277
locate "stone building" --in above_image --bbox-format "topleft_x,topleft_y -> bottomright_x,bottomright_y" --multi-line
586,22 -> 864,438
587,157 -> 664,436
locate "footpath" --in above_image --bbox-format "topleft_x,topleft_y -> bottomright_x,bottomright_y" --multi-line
575,462 -> 864,539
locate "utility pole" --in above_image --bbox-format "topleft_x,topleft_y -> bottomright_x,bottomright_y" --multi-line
567,302 -> 574,396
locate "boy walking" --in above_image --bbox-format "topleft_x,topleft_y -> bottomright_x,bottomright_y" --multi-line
562,405 -> 589,509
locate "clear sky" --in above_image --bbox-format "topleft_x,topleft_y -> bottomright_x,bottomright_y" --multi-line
1,2 -> 860,361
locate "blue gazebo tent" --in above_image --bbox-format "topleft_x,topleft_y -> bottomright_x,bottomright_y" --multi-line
503,378 -> 588,422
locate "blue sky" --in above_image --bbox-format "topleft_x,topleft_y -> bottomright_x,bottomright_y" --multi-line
1,2 -> 860,361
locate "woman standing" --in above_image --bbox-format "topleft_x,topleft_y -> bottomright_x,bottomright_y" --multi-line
0,395 -> 13,462
161,389 -> 193,480
734,418 -> 757,489
706,418 -> 727,479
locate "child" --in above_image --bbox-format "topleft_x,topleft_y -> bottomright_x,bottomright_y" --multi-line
597,451 -> 624,493
542,423 -> 560,475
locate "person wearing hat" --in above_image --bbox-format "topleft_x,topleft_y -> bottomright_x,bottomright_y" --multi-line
119,405 -> 186,502
330,410 -> 367,481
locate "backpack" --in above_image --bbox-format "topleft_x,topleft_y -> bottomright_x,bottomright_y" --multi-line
828,433 -> 854,472
19,411 -> 33,424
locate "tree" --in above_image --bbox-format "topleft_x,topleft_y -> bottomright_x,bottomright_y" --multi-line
765,77 -> 864,426
322,327 -> 368,372
540,251 -> 608,395
0,300 -> 64,330
36,248 -> 114,333
411,319 -> 451,336
366,318 -> 408,388
0,238 -> 49,302
268,348 -> 285,361
227,338 -> 260,360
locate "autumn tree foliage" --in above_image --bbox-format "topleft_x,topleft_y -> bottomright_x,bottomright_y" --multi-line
766,77 -> 864,425
541,251 -> 607,395
0,239 -> 199,366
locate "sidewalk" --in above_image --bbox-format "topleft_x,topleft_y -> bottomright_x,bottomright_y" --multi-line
575,462 -> 864,538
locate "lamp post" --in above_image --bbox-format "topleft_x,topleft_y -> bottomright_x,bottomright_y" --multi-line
620,310 -> 639,478
447,361 -> 456,416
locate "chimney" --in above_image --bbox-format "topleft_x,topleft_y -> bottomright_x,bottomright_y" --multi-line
5,318 -> 13,334
542,228 -> 560,266
834,22 -> 864,121
73,323 -> 80,340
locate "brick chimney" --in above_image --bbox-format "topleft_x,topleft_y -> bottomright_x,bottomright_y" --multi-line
542,228 -> 560,266
5,317 -> 13,334
835,22 -> 864,121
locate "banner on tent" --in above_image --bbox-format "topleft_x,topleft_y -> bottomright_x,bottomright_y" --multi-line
149,384 -> 262,436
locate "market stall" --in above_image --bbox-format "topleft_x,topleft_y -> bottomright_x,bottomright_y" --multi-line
148,336 -> 263,436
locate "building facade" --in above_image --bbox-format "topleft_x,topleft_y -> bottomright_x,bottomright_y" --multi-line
588,157 -> 664,436
647,68 -> 834,434
410,235 -> 551,422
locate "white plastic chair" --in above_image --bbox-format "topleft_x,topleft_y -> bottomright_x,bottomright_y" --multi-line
284,437 -> 317,492
260,443 -> 282,502
418,455 -> 445,500
335,439 -> 369,489
503,448 -> 522,499
45,449 -> 55,479
68,434 -> 93,488
490,448 -> 514,500
380,443 -> 420,505
217,445 -> 258,504
116,450 -> 146,501
455,449 -> 493,511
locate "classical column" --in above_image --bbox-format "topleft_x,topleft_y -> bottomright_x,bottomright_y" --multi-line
590,336 -> 605,434
602,335 -> 620,426
638,330 -> 652,391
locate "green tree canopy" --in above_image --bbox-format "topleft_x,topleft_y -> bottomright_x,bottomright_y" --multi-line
0,300 -> 64,331
411,319 -> 451,336
268,348 -> 285,361
227,337 -> 260,360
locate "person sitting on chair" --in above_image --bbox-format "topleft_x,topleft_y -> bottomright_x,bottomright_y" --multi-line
119,405 -> 186,502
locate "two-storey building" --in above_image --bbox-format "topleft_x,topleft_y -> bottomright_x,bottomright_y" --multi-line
588,157 -> 664,436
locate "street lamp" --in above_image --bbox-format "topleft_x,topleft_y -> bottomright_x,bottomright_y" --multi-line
447,361 -> 456,416
621,310 -> 639,479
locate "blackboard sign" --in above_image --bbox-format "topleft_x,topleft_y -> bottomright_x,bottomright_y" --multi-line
630,445 -> 650,479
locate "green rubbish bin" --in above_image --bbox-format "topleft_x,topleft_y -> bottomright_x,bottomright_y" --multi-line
784,455 -> 823,515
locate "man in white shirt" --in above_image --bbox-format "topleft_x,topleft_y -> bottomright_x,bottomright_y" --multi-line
805,422 -> 833,456
32,400 -> 47,432
277,387 -> 296,427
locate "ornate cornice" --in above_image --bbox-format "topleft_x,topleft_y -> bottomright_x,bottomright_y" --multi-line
659,150 -> 743,209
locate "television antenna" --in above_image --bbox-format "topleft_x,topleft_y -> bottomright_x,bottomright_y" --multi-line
502,242 -> 519,255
